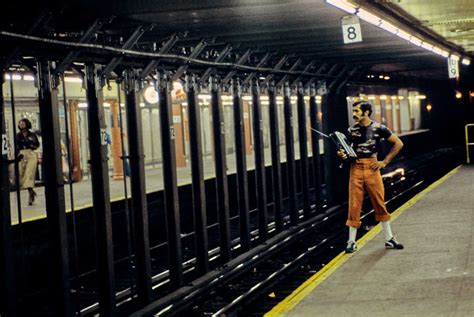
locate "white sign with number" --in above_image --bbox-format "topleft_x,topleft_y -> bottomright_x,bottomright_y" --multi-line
342,15 -> 363,44
319,138 -> 325,155
448,58 -> 459,79
100,129 -> 107,146
2,134 -> 7,155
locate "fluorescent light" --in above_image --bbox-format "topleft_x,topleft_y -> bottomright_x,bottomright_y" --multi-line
379,21 -> 398,35
380,95 -> 387,100
461,58 -> 471,66
450,54 -> 460,61
415,95 -> 427,100
356,8 -> 381,26
78,103 -> 88,108
384,76 -> 390,80
325,0 -> 357,14
397,30 -> 412,41
327,4 -> 463,62
432,47 -> 450,58
421,42 -> 434,51
64,77 -> 83,83
12,74 -> 22,80
409,36 -> 423,46
23,75 -> 35,81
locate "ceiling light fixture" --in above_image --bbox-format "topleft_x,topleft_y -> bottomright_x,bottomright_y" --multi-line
408,36 -> 423,46
23,75 -> 35,81
325,0 -> 468,63
397,30 -> 411,41
450,54 -> 460,61
421,42 -> 434,51
379,21 -> 398,35
461,58 -> 471,66
325,0 -> 357,14
356,8 -> 381,26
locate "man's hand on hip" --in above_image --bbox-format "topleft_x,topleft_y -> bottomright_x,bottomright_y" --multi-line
370,161 -> 387,171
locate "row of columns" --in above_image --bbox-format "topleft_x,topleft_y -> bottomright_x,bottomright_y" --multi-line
0,61 -> 348,316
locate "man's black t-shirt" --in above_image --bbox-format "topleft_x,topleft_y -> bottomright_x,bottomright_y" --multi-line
347,121 -> 392,158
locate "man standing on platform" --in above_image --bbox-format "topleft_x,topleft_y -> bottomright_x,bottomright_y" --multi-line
337,101 -> 404,253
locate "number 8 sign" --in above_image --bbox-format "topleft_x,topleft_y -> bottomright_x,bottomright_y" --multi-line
342,15 -> 363,44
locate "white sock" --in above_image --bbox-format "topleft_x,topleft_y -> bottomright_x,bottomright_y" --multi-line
381,221 -> 393,241
348,227 -> 357,243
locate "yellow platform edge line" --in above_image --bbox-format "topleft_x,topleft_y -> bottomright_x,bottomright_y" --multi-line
265,164 -> 462,317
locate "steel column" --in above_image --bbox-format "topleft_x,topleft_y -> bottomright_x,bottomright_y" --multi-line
36,60 -> 72,316
210,76 -> 232,263
309,83 -> 322,209
267,82 -> 283,232
123,70 -> 152,302
283,82 -> 298,226
158,73 -> 183,289
0,71 -> 16,317
296,82 -> 311,218
232,79 -> 251,251
85,63 -> 116,315
251,79 -> 268,242
185,75 -> 209,275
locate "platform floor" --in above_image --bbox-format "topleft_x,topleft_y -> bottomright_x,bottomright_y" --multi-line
268,165 -> 474,317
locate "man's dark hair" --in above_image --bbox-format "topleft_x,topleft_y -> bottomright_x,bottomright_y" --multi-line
352,101 -> 372,117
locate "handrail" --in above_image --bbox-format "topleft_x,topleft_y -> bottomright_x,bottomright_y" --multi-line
466,124 -> 474,164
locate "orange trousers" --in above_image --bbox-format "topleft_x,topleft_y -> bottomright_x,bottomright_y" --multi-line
346,157 -> 391,228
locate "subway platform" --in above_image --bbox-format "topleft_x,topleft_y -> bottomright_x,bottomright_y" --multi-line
8,145 -> 295,224
267,165 -> 474,317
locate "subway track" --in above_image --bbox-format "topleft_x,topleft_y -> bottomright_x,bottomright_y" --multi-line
14,148 -> 461,316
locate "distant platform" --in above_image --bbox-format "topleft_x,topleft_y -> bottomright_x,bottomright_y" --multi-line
9,145 -> 300,224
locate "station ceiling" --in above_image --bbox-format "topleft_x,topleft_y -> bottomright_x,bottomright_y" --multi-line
1,0 -> 472,81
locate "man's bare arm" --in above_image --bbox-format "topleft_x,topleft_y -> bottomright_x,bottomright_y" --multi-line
370,134 -> 403,170
382,134 -> 404,165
